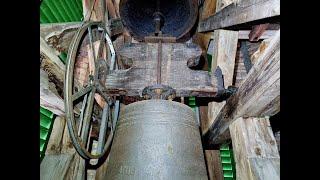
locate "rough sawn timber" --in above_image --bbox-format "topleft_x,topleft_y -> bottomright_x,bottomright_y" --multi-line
229,117 -> 280,180
203,30 -> 280,146
198,0 -> 280,32
104,42 -> 219,97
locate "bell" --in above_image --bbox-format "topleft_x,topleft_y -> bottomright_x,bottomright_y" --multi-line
104,100 -> 208,179
119,0 -> 198,41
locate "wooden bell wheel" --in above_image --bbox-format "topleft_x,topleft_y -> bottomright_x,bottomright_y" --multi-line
64,21 -> 118,160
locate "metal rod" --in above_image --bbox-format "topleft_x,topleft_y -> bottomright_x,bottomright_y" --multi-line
78,94 -> 88,136
97,104 -> 109,153
157,40 -> 162,84
72,85 -> 93,101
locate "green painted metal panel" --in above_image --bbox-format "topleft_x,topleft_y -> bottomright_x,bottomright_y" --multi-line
40,107 -> 55,161
40,0 -> 83,24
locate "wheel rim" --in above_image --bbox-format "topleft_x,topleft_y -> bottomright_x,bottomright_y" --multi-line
64,21 -> 117,159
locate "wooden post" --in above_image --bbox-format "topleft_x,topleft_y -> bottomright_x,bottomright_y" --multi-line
40,69 -> 65,116
203,30 -> 280,146
203,30 -> 238,134
40,22 -> 81,53
41,116 -> 85,180
198,0 -> 280,32
230,117 -> 280,180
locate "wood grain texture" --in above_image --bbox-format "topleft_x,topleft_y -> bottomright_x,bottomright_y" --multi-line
40,153 -> 75,180
40,22 -> 81,53
40,69 -> 65,116
230,117 -> 280,180
203,30 -> 280,145
199,0 -> 280,32
205,150 -> 224,180
204,30 -> 238,134
104,42 -> 219,97
40,36 -> 65,91
46,116 -> 66,154
211,30 -> 238,86
201,0 -> 217,20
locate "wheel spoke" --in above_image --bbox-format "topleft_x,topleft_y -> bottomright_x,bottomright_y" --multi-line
97,104 -> 109,153
72,85 -> 93,101
96,83 -> 110,102
77,94 -> 88,136
80,87 -> 96,146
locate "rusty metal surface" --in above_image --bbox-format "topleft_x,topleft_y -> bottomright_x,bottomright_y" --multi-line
104,100 -> 208,180
119,0 -> 198,41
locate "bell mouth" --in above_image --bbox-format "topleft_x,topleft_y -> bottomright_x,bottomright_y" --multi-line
120,0 -> 198,41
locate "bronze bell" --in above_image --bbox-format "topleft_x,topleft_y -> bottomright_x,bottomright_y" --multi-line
104,100 -> 208,179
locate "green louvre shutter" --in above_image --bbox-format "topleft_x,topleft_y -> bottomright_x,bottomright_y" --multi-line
40,107 -> 55,161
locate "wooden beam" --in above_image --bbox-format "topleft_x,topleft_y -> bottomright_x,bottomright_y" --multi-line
198,0 -> 280,32
40,22 -> 81,53
216,0 -> 236,12
40,69 -> 65,116
205,150 -> 224,180
203,30 -> 238,134
45,116 -> 66,155
210,30 -> 277,40
203,30 -> 280,146
40,36 -> 65,93
230,117 -> 280,180
201,0 -> 217,20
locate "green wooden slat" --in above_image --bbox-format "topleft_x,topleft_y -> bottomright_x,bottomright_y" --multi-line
40,8 -> 50,23
58,0 -> 74,22
52,0 -> 69,22
43,0 -> 64,22
222,164 -> 233,171
40,2 -> 58,22
40,126 -> 49,140
40,113 -> 52,129
64,0 -> 79,21
40,106 -> 54,119
223,171 -> 234,178
221,157 -> 232,163
69,0 -> 82,20
40,139 -> 46,152
220,150 -> 231,157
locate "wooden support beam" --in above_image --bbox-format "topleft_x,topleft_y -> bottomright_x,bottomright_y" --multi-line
230,117 -> 280,180
40,36 -> 65,93
200,0 -> 217,20
40,69 -> 65,116
41,116 -> 85,180
205,150 -> 224,180
203,30 -> 238,134
203,30 -> 280,146
40,22 -> 81,53
198,0 -> 280,32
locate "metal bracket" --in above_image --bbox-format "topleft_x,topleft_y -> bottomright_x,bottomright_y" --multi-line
142,84 -> 176,100
213,66 -> 238,101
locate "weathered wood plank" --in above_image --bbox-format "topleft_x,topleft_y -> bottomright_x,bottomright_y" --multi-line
40,153 -> 75,180
46,116 -> 66,154
203,30 -> 280,145
104,43 -> 219,97
210,30 -> 277,40
210,30 -> 238,86
201,0 -> 217,20
230,117 -> 280,180
40,36 -> 65,93
40,69 -> 65,116
40,22 -> 81,53
216,0 -> 237,12
205,150 -> 224,180
199,0 -> 280,32
204,30 -> 238,134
